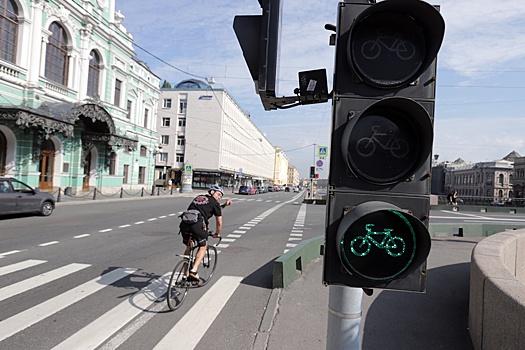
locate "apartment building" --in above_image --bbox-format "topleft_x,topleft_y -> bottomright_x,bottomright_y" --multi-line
156,79 -> 275,190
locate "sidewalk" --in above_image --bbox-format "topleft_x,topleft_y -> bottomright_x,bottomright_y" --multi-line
263,236 -> 482,349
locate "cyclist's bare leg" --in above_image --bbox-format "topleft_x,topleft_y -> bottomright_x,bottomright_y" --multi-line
191,243 -> 208,276
182,243 -> 191,275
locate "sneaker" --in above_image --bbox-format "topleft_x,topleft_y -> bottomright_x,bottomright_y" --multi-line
188,271 -> 200,281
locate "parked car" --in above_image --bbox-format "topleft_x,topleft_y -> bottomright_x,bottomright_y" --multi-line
0,177 -> 55,216
267,186 -> 275,192
239,186 -> 256,195
257,186 -> 268,194
293,187 -> 300,193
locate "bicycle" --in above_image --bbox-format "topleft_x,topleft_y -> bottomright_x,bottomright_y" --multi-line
166,231 -> 222,311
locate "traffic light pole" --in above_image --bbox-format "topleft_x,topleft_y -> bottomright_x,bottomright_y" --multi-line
327,286 -> 363,350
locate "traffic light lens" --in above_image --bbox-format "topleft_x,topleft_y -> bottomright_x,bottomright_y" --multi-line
339,210 -> 416,281
349,12 -> 425,88
343,107 -> 419,184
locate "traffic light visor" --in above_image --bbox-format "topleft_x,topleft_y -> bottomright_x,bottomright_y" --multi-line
341,97 -> 433,185
347,0 -> 445,88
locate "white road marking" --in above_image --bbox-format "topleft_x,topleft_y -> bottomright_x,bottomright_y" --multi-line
232,230 -> 246,234
0,263 -> 90,302
154,276 -> 243,350
0,268 -> 137,342
0,259 -> 47,277
0,250 -> 22,258
220,238 -> 236,243
118,224 -> 131,228
135,221 -> 144,225
52,273 -> 170,350
74,234 -> 90,238
227,234 -> 242,238
39,241 -> 59,247
99,229 -> 112,233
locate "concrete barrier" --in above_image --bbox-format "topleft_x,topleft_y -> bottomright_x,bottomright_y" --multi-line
469,230 -> 525,350
429,223 -> 525,237
272,236 -> 323,289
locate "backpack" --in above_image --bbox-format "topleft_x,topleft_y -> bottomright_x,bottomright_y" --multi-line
180,209 -> 201,224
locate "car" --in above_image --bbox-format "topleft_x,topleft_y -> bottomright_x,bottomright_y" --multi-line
0,177 -> 55,216
293,187 -> 299,193
257,186 -> 267,194
284,187 -> 290,192
267,186 -> 274,192
239,186 -> 256,195
490,201 -> 505,206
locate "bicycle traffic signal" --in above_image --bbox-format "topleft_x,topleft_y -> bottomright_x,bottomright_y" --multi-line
323,0 -> 445,292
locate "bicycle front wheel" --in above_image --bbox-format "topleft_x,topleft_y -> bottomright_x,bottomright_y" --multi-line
167,260 -> 189,311
199,245 -> 217,286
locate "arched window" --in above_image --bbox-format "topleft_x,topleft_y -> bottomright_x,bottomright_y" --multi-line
45,22 -> 69,86
499,174 -> 504,185
0,0 -> 18,63
87,50 -> 100,98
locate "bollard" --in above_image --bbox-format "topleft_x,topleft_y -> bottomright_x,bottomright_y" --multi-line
120,187 -> 123,198
57,188 -> 62,202
141,187 -> 144,197
93,188 -> 97,200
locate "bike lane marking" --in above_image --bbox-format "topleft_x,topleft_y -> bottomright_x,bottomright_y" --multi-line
0,259 -> 47,277
153,276 -> 243,350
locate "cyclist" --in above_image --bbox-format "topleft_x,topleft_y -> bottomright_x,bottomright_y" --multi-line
180,185 -> 232,282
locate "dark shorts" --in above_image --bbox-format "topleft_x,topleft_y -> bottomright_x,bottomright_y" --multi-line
180,221 -> 208,247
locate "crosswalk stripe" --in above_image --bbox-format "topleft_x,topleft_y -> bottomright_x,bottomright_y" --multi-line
0,263 -> 91,302
0,259 -> 47,277
0,267 -> 137,342
154,276 -> 243,350
52,272 -> 170,350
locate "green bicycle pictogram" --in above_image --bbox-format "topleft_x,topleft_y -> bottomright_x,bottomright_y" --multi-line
350,223 -> 406,257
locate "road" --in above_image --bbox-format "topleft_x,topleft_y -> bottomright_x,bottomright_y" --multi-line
0,190 -> 325,350
2,196 -> 521,349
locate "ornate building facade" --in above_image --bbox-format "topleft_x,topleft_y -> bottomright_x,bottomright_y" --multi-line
0,0 -> 160,194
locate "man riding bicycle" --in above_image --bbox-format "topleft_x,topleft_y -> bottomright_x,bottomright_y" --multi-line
179,185 -> 232,282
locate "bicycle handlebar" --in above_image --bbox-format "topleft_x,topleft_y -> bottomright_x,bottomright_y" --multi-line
207,230 -> 222,246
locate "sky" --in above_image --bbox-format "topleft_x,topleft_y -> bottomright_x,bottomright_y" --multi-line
115,0 -> 525,178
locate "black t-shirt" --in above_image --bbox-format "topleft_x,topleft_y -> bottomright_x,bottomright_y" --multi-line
187,194 -> 222,226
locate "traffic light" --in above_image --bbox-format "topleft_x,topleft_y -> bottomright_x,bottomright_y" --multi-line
323,0 -> 445,292
310,166 -> 316,179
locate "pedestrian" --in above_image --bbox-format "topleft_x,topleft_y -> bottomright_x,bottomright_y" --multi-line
447,190 -> 458,211
167,179 -> 172,191
179,185 -> 232,282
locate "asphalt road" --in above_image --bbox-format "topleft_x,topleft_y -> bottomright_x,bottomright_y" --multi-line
0,190 -> 325,349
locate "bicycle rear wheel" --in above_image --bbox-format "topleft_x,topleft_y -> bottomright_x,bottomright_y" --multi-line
167,260 -> 189,311
199,245 -> 217,286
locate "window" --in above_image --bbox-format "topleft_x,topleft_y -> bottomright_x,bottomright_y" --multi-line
126,100 -> 132,119
0,0 -> 18,63
114,79 -> 122,106
123,164 -> 129,184
163,99 -> 172,108
87,50 -> 101,98
161,135 -> 169,145
179,99 -> 187,114
162,118 -> 170,127
177,136 -> 185,146
109,152 -> 117,175
144,109 -> 149,128
138,166 -> 146,184
176,153 -> 184,163
45,22 -> 69,85
139,145 -> 147,157
160,152 -> 168,163
178,118 -> 186,127
499,174 -> 504,185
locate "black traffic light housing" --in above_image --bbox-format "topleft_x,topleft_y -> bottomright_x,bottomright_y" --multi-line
323,0 -> 444,292
310,166 -> 316,179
